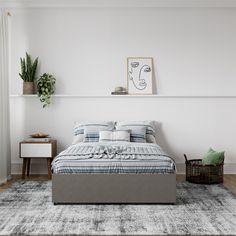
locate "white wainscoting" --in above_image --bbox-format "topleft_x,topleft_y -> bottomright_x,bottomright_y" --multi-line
10,96 -> 236,174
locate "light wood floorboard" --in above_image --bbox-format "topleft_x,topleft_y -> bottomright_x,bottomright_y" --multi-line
1,175 -> 236,195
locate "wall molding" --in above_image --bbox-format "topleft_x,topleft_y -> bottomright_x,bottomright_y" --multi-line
9,94 -> 236,98
1,0 -> 236,9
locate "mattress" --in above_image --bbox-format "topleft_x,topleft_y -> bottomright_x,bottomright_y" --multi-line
52,142 -> 176,174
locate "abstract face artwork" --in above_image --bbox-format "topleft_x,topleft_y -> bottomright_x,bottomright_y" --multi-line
127,57 -> 153,94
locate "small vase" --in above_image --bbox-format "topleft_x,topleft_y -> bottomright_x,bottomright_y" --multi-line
23,82 -> 34,94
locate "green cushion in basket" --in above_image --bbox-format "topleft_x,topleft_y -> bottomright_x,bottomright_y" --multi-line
202,148 -> 225,165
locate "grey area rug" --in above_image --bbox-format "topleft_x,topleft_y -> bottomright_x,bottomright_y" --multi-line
0,181 -> 236,236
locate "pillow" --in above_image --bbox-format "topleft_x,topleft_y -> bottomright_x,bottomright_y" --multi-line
99,130 -> 130,142
116,121 -> 156,143
83,127 -> 100,142
116,126 -> 146,143
202,148 -> 225,165
72,121 -> 115,144
83,125 -> 114,142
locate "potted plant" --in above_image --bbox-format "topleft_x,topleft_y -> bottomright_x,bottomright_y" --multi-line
37,73 -> 56,108
19,53 -> 38,94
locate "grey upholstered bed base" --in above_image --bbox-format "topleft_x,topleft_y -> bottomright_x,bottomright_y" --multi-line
52,174 -> 176,204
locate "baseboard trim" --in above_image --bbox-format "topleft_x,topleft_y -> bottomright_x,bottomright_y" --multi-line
176,163 -> 236,174
11,162 -> 49,175
11,162 -> 236,175
0,178 -> 7,185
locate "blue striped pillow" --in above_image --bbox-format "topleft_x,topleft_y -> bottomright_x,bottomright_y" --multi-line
117,126 -> 146,143
116,121 -> 156,143
72,121 -> 115,144
83,126 -> 114,143
84,130 -> 100,142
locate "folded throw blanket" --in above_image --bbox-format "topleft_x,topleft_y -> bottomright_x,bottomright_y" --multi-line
54,142 -> 172,160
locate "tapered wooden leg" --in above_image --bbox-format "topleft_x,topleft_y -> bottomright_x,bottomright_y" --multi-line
26,158 -> 31,176
22,158 -> 27,179
47,158 -> 52,179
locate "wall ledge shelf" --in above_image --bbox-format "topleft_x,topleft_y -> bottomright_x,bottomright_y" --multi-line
9,94 -> 236,98
1,0 -> 236,9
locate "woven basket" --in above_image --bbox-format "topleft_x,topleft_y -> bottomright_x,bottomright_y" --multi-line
184,154 -> 223,184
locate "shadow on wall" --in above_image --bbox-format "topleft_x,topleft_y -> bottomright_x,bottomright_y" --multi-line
154,121 -> 176,159
152,62 -> 158,94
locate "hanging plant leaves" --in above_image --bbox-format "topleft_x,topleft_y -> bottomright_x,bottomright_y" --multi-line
37,73 -> 56,108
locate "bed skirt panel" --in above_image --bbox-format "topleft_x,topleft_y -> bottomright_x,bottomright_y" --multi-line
52,173 -> 176,204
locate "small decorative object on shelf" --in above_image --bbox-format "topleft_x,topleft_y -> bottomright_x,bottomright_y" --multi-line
111,86 -> 127,95
37,73 -> 56,108
25,133 -> 51,142
19,52 -> 38,95
26,137 -> 51,142
30,133 -> 49,138
184,153 -> 224,184
19,139 -> 57,179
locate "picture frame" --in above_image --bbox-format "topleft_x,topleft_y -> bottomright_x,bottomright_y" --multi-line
127,57 -> 153,95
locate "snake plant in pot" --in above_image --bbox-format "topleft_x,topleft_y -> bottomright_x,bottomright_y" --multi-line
19,53 -> 38,94
37,73 -> 56,108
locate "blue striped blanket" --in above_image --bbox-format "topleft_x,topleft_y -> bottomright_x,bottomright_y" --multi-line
52,142 -> 176,174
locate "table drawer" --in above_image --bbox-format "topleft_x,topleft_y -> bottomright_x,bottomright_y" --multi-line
21,143 -> 52,158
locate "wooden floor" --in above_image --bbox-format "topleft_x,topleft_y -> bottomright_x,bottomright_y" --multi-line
0,175 -> 49,193
178,175 -> 236,195
1,174 -> 236,195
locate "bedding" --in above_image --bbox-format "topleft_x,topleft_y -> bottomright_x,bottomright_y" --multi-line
116,120 -> 156,143
117,126 -> 146,143
72,121 -> 115,144
83,126 -> 113,142
52,142 -> 176,174
99,130 -> 130,142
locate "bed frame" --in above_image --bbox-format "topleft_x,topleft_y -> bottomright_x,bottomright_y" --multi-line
52,173 -> 176,204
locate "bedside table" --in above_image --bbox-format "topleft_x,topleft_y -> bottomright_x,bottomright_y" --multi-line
19,140 -> 57,179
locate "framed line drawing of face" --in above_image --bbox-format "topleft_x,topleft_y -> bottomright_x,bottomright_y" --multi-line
127,57 -> 153,95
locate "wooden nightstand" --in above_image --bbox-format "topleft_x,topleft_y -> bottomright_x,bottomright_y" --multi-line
19,140 -> 57,179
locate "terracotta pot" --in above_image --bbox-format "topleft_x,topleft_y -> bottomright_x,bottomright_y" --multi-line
23,82 -> 34,94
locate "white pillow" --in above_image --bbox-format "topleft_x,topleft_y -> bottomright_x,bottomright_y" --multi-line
72,121 -> 115,144
99,130 -> 130,142
116,120 -> 156,143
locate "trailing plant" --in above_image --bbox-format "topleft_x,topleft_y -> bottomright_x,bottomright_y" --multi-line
37,73 -> 56,108
19,52 -> 38,82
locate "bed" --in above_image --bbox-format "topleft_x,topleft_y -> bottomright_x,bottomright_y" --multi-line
51,121 -> 176,204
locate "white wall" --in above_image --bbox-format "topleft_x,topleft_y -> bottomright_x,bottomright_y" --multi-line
9,7 -> 236,96
8,2 -> 236,174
